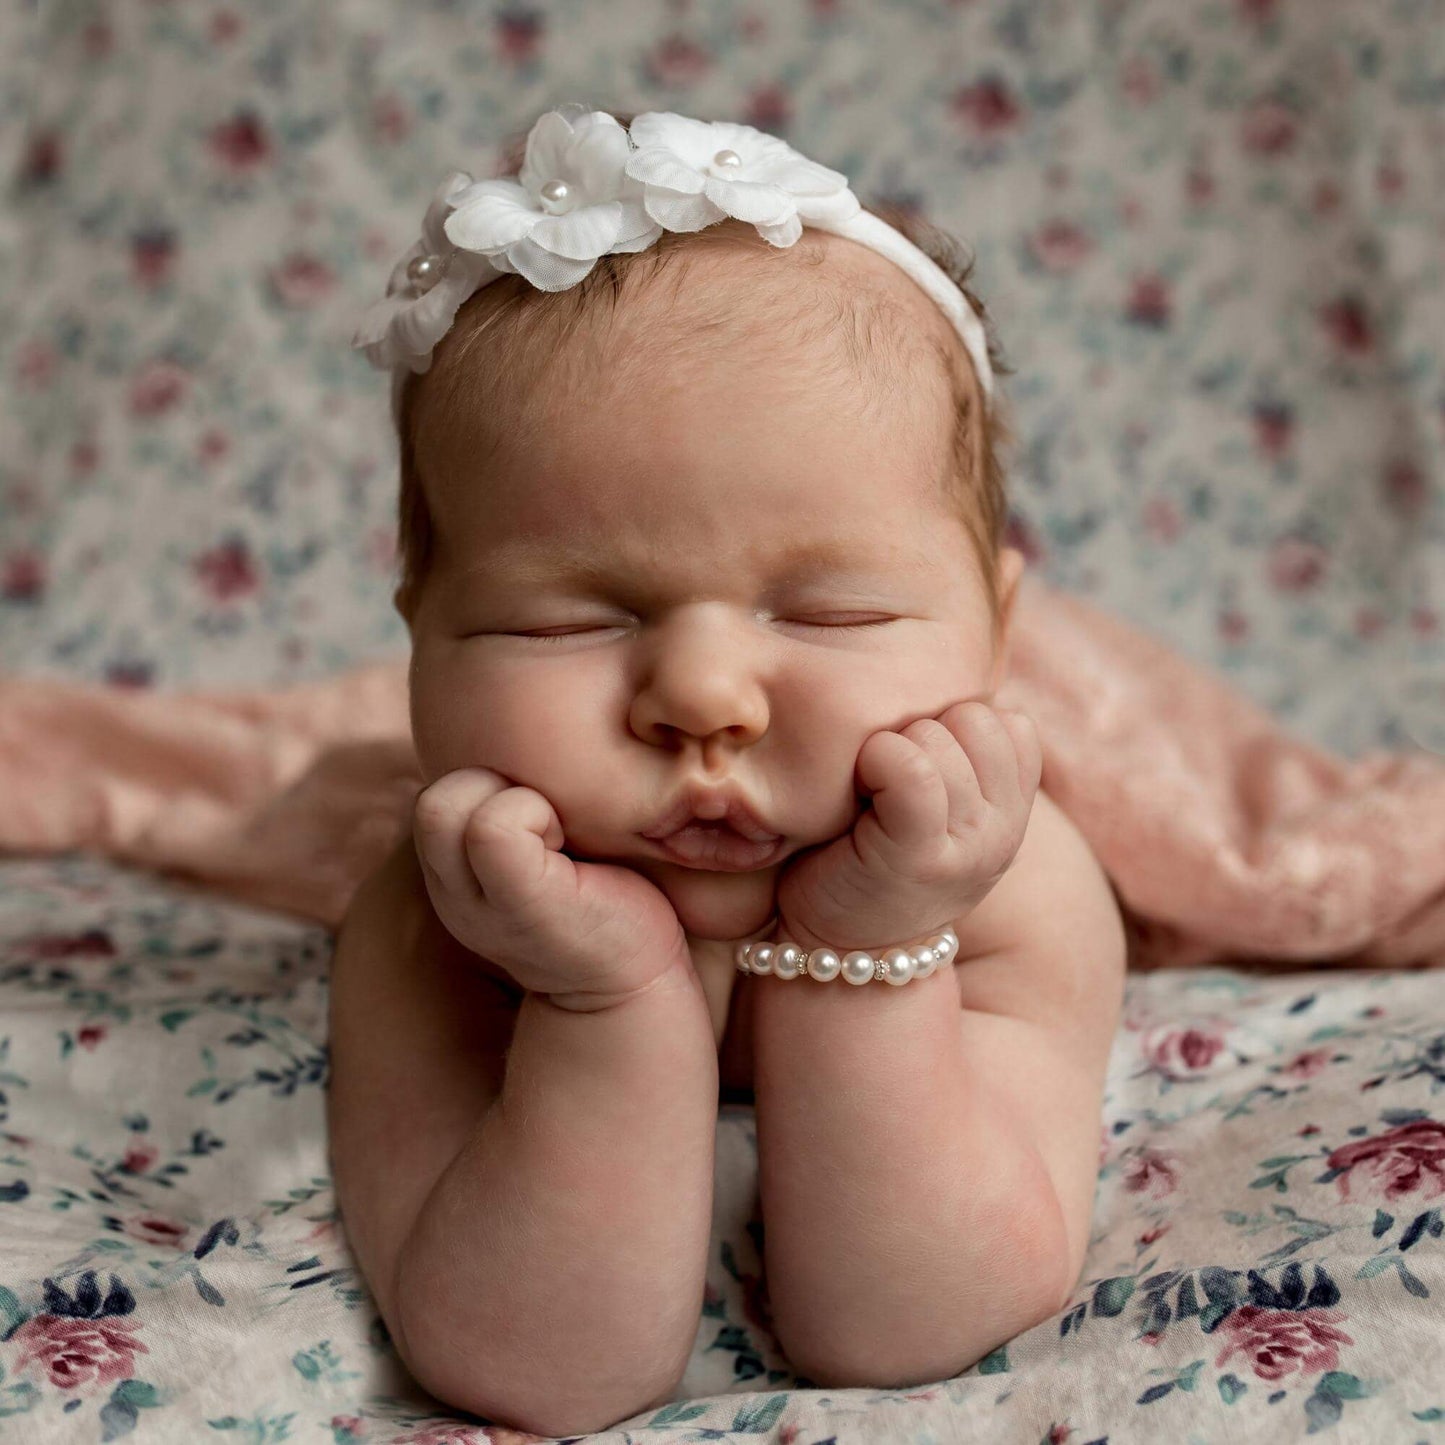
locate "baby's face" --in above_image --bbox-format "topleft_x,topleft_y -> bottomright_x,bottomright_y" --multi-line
406,238 -> 1021,943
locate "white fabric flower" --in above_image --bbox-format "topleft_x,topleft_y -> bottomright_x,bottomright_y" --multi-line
442,105 -> 659,291
622,111 -> 859,246
350,170 -> 497,374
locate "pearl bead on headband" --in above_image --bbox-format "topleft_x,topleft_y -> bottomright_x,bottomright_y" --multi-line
351,104 -> 997,413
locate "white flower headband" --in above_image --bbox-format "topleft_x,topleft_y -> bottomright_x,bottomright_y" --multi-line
351,103 -> 996,414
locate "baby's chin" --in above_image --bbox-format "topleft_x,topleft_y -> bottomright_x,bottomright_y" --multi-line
632,857 -> 780,943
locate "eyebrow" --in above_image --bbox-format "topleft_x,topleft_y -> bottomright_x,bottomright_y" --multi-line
451,536 -> 915,589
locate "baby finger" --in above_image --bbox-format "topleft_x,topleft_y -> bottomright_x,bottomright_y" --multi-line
412,767 -> 514,902
460,784 -> 570,924
998,710 -> 1043,796
941,701 -> 1018,810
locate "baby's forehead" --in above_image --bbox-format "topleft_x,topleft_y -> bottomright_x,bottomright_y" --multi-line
414,222 -> 964,512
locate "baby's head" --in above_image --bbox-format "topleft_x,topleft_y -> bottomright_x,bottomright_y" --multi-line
389,144 -> 1024,942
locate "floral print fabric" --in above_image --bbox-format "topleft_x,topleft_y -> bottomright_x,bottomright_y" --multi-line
3,857 -> 1445,1440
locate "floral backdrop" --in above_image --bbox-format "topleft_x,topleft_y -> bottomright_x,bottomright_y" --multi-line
1,0 -> 1443,1441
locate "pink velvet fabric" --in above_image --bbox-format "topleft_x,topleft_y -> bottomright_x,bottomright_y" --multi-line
2,572 -> 1442,970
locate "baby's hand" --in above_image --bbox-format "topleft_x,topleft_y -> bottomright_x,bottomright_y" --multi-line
774,700 -> 1042,953
412,769 -> 692,1011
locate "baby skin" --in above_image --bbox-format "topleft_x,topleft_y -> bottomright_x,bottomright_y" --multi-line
326,226 -> 1127,1436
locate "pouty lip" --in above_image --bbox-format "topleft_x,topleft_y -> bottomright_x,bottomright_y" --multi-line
641,782 -> 779,843
651,828 -> 787,872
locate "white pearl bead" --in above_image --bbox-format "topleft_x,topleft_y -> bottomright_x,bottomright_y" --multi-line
773,943 -> 805,980
539,177 -> 570,210
927,930 -> 956,964
748,942 -> 776,975
405,253 -> 441,293
841,950 -> 875,986
806,947 -> 841,982
734,941 -> 752,973
712,148 -> 742,168
880,947 -> 915,985
909,944 -> 938,978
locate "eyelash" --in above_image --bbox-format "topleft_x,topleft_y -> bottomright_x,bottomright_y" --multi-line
513,618 -> 893,643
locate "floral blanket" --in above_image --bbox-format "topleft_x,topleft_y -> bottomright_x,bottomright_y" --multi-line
4,855 -> 1445,1441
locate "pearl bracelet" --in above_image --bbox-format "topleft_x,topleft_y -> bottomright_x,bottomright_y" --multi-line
733,924 -> 959,986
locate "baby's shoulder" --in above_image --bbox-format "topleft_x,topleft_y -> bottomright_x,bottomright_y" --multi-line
950,787 -> 1127,1042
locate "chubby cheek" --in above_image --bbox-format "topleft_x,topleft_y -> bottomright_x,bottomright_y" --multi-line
409,649 -> 634,835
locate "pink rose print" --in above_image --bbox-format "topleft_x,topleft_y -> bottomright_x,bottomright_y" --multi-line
949,77 -> 1025,139
121,1213 -> 189,1249
1326,1120 -> 1445,1203
1280,1048 -> 1331,1080
1123,1148 -> 1180,1199
118,1142 -> 159,1175
1142,1023 -> 1229,1080
1213,1305 -> 1352,1383
393,1427 -> 516,1444
11,1313 -> 149,1390
1027,219 -> 1095,275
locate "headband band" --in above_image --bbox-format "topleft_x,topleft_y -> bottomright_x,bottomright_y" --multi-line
352,104 -> 996,413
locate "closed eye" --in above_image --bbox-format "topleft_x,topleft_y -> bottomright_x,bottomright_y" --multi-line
502,617 -> 897,643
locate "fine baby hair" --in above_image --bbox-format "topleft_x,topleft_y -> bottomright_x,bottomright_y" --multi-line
352,103 -> 1017,639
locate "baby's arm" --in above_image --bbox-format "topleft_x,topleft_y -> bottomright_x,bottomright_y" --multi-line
327,838 -> 720,1437
751,794 -> 1125,1388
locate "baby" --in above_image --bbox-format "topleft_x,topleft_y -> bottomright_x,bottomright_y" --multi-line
328,107 -> 1126,1437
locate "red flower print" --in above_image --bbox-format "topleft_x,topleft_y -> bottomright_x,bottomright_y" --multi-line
122,1214 -> 188,1248
644,35 -> 713,88
1027,219 -> 1095,275
209,11 -> 243,44
949,77 -> 1024,139
1381,456 -> 1427,522
17,338 -> 58,389
1326,1120 -> 1445,1203
1267,536 -> 1327,593
1218,608 -> 1249,644
745,83 -> 791,132
495,12 -> 543,65
131,229 -> 177,287
1124,1148 -> 1180,1198
1251,400 -> 1293,461
193,538 -> 259,603
392,1427 -> 498,1443
1120,55 -> 1160,106
1142,497 -> 1182,544
3,550 -> 46,603
1281,1048 -> 1331,1080
20,129 -> 64,187
1124,273 -> 1172,328
1213,1305 -> 1351,1383
1240,98 -> 1297,156
1320,296 -> 1374,356
1142,1023 -> 1228,1080
268,252 -> 337,309
128,359 -> 189,418
12,1314 -> 149,1390
76,1024 -> 106,1050
207,110 -> 272,173
370,93 -> 412,146
119,1143 -> 159,1175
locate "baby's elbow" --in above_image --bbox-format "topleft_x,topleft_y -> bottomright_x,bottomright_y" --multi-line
394,1313 -> 685,1438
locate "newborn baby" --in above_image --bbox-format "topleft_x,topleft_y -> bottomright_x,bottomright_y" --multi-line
329,109 -> 1126,1438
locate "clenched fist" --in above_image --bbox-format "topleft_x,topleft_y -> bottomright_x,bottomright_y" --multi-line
411,768 -> 693,1012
